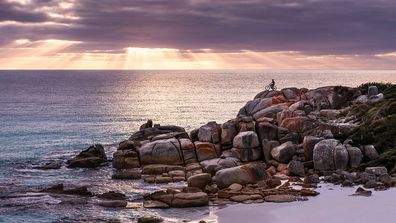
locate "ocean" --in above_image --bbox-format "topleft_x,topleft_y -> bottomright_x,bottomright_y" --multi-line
0,70 -> 395,222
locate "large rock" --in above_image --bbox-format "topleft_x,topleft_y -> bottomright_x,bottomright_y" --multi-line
334,144 -> 349,170
200,157 -> 240,175
179,138 -> 198,164
368,86 -> 379,97
270,141 -> 296,163
198,122 -> 221,143
280,116 -> 316,133
215,163 -> 269,188
346,145 -> 363,168
233,131 -> 259,149
231,147 -> 262,162
303,136 -> 323,161
313,139 -> 348,171
171,192 -> 209,207
256,122 -> 278,142
238,98 -> 273,116
138,139 -> 183,165
287,160 -> 305,177
129,125 -> 186,142
363,145 -> 379,160
220,121 -> 237,147
194,142 -> 218,162
253,103 -> 288,120
262,140 -> 280,162
112,149 -> 140,169
187,173 -> 212,189
68,144 -> 107,168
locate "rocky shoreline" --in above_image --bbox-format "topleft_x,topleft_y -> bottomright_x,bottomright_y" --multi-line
37,84 -> 395,222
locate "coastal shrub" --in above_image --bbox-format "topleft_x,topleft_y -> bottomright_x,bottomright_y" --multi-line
357,82 -> 394,94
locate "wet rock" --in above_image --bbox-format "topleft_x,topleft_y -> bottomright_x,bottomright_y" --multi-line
352,187 -> 372,197
230,194 -> 262,202
112,170 -> 142,179
143,200 -> 169,209
98,200 -> 127,208
40,184 -> 93,196
346,146 -> 363,168
256,122 -> 278,142
138,215 -> 164,223
233,131 -> 259,149
215,163 -> 269,188
287,160 -> 305,177
138,139 -> 183,165
303,136 -> 323,161
363,145 -> 379,160
39,161 -> 62,170
187,173 -> 212,189
300,189 -> 320,196
68,144 -> 107,168
171,192 -> 209,208
97,191 -> 126,200
365,167 -> 387,176
198,122 -> 221,144
142,164 -> 184,175
271,141 -> 296,163
195,142 -> 218,162
264,194 -> 298,203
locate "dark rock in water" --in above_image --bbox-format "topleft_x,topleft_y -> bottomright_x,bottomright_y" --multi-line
98,200 -> 127,208
143,200 -> 169,209
138,215 -> 164,223
171,192 -> 209,208
97,191 -> 126,200
111,170 -> 141,179
68,144 -> 107,168
38,161 -> 62,170
40,184 -> 92,196
352,187 -> 372,197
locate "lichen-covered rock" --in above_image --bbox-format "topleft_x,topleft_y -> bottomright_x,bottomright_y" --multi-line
138,139 -> 183,165
215,163 -> 268,188
179,138 -> 198,164
313,139 -> 349,171
280,116 -> 316,133
233,131 -> 259,149
194,142 -> 218,162
68,144 -> 107,168
270,141 -> 296,163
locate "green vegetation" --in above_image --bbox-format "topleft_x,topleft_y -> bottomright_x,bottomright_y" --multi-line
349,83 -> 396,170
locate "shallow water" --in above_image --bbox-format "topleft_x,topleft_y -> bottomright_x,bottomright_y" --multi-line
0,70 -> 395,222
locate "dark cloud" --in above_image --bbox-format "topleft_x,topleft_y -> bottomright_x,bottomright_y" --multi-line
1,0 -> 396,54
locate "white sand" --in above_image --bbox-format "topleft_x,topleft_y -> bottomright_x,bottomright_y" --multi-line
206,184 -> 396,223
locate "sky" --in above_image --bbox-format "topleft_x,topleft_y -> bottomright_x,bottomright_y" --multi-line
0,0 -> 396,69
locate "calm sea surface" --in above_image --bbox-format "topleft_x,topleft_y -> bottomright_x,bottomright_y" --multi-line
0,70 -> 395,222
